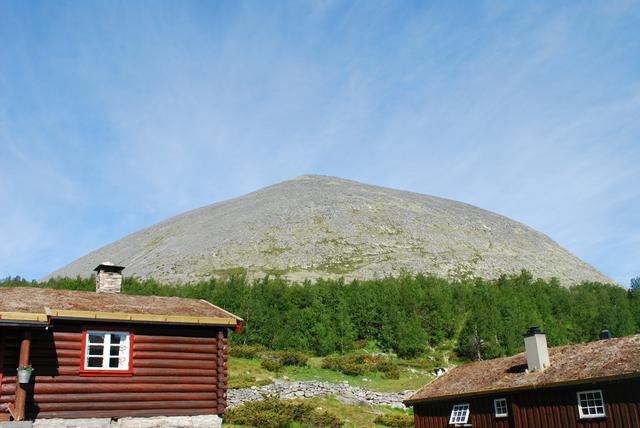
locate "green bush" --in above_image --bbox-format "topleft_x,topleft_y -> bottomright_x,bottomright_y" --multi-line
230,408 -> 289,428
338,361 -> 367,376
382,365 -> 400,379
228,374 -> 273,389
322,355 -> 364,375
266,351 -> 309,366
322,354 -> 363,375
261,359 -> 284,372
225,396 -> 344,427
301,409 -> 345,427
375,359 -> 394,372
373,359 -> 400,379
374,413 -> 414,427
321,353 -> 400,377
279,351 -> 309,366
259,350 -> 308,372
229,344 -> 267,359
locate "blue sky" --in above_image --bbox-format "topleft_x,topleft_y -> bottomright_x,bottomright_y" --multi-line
1,1 -> 638,285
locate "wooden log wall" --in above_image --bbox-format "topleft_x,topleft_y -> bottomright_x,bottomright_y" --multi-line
412,378 -> 640,428
0,328 -> 18,410
510,379 -> 640,428
0,323 -> 229,420
413,396 -> 511,428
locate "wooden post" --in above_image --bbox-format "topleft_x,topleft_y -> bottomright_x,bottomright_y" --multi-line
14,330 -> 31,421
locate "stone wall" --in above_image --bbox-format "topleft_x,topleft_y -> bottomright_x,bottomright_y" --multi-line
229,379 -> 413,409
32,415 -> 221,428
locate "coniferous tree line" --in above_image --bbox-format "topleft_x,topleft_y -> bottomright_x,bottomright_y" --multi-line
2,272 -> 639,361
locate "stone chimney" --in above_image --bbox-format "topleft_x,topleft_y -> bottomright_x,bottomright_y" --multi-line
524,326 -> 550,372
94,262 -> 125,293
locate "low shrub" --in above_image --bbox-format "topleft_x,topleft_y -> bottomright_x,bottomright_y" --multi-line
261,359 -> 284,372
321,353 -> 400,378
382,365 -> 400,379
266,350 -> 309,367
375,359 -> 394,372
229,344 -> 267,359
225,396 -> 344,427
301,408 -> 345,427
322,354 -> 362,373
230,408 -> 289,428
342,362 -> 368,376
280,351 -> 309,366
374,413 -> 414,427
228,375 -> 273,389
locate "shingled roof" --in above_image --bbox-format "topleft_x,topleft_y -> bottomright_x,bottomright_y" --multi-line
405,334 -> 640,405
0,286 -> 242,327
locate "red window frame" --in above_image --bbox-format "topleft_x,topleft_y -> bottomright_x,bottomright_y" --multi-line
79,327 -> 134,376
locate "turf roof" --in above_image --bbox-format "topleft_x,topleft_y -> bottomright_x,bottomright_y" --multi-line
406,334 -> 640,404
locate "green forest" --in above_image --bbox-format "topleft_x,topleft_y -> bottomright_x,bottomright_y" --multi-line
2,272 -> 639,362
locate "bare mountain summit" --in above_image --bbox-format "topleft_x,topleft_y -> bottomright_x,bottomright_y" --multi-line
45,175 -> 610,285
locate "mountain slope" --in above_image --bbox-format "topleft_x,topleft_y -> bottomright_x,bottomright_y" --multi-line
45,175 -> 610,285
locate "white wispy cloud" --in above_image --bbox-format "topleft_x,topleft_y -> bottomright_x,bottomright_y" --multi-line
0,1 -> 638,282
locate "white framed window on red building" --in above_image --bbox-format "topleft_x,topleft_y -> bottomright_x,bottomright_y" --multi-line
577,390 -> 606,419
494,398 -> 508,417
449,403 -> 470,425
80,329 -> 133,375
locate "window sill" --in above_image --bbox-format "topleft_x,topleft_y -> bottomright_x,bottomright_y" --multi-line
79,369 -> 133,377
579,416 -> 606,420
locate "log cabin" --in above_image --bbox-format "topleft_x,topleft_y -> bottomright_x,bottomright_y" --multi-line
405,327 -> 640,428
0,263 -> 242,426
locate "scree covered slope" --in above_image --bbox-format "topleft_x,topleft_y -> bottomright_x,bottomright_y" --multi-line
45,175 -> 611,286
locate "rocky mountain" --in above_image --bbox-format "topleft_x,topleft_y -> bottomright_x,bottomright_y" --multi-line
45,175 -> 611,285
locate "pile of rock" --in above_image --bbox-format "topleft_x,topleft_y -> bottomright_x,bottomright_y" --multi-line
228,379 -> 413,409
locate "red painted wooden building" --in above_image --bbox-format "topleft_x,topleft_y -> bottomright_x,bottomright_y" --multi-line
0,263 -> 242,423
405,328 -> 640,428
